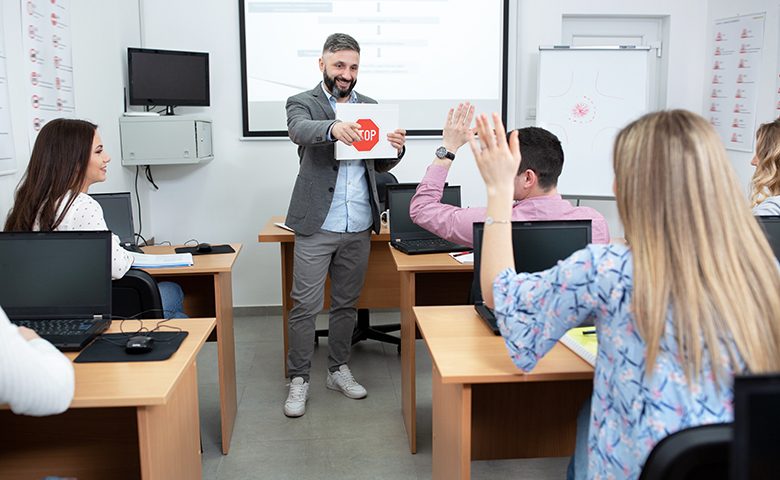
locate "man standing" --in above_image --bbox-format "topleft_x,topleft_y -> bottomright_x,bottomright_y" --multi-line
283,33 -> 406,417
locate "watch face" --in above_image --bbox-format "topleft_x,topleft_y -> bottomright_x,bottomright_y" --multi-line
435,146 -> 447,159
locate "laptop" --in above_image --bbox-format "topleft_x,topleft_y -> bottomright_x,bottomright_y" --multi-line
471,220 -> 592,335
756,215 -> 780,259
733,373 -> 780,479
90,192 -> 143,253
387,183 -> 470,255
0,231 -> 113,351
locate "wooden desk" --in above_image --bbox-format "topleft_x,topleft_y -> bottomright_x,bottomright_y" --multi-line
258,217 -> 400,376
416,307 -> 593,480
141,244 -> 241,455
0,318 -> 215,480
389,246 -> 474,453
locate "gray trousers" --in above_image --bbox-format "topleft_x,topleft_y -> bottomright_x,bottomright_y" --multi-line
287,229 -> 371,381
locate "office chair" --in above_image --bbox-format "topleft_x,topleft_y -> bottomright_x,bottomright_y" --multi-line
112,269 -> 164,319
638,423 -> 732,480
314,171 -> 402,352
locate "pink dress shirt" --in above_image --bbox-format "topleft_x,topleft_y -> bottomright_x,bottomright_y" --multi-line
409,164 -> 610,247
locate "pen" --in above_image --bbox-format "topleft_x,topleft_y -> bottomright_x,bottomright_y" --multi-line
582,329 -> 596,335
451,251 -> 473,257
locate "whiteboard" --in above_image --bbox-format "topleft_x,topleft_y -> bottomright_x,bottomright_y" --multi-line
536,47 -> 651,198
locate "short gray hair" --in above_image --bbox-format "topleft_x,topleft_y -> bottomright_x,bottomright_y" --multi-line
322,33 -> 360,54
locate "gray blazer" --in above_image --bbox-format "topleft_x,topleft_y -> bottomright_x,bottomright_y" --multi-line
285,84 -> 402,236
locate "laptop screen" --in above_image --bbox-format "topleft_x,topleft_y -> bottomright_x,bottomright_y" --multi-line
0,231 -> 112,320
387,184 -> 461,238
756,215 -> 780,259
90,192 -> 135,245
733,374 -> 780,480
471,220 -> 592,305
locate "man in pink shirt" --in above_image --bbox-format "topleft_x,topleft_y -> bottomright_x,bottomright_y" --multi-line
410,103 -> 610,247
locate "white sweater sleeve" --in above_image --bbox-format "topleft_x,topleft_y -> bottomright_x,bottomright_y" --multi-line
58,193 -> 134,279
0,309 -> 75,416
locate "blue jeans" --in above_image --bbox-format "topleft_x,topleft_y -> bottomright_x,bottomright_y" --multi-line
158,281 -> 188,318
567,396 -> 591,480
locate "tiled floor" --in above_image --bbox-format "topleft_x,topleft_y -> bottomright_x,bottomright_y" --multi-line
197,312 -> 569,479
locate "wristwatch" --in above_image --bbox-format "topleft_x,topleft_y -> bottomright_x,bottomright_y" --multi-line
435,146 -> 455,161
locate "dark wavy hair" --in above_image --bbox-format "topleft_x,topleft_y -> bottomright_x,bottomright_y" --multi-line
5,118 -> 97,231
511,127 -> 564,190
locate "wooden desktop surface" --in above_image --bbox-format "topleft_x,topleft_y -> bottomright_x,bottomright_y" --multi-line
1,318 -> 215,480
415,306 -> 593,480
388,244 -> 473,272
141,243 -> 241,274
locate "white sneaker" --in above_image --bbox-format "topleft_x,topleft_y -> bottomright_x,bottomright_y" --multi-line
284,377 -> 309,417
326,365 -> 367,399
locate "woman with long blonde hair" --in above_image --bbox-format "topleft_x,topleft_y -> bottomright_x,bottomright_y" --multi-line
471,110 -> 780,478
750,118 -> 780,214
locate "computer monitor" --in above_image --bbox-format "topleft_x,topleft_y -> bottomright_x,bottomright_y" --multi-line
127,47 -> 210,114
733,374 -> 780,480
0,231 -> 111,319
471,220 -> 592,305
90,192 -> 135,247
756,215 -> 780,259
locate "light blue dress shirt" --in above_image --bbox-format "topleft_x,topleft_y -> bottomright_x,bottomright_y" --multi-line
321,82 -> 373,233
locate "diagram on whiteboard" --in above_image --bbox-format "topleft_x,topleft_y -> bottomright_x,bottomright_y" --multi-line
536,48 -> 650,198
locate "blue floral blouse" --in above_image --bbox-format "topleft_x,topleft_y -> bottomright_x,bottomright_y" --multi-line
492,243 -> 740,479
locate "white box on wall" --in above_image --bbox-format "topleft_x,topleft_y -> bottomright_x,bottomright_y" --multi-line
119,116 -> 213,165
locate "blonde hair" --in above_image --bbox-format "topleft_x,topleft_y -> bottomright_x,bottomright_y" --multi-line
750,118 -> 780,206
613,110 -> 780,381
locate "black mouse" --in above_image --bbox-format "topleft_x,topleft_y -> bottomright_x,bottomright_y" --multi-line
125,335 -> 154,354
196,242 -> 212,253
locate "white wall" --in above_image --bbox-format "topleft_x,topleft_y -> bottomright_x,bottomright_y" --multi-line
706,0 -> 779,191
2,0 -> 735,307
0,0 -> 152,237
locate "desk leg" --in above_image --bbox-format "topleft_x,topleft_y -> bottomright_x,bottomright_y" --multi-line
137,361 -> 202,479
281,243 -> 294,378
432,363 -> 471,480
400,271 -> 417,453
215,272 -> 237,455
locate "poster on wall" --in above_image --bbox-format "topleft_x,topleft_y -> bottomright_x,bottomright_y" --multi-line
707,12 -> 765,152
21,0 -> 75,144
0,3 -> 17,175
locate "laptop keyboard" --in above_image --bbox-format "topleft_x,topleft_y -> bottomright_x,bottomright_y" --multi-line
13,319 -> 96,335
399,238 -> 457,249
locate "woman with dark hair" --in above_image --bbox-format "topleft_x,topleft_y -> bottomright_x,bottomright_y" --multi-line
5,118 -> 186,318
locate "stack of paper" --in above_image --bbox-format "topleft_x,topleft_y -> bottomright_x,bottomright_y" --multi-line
560,327 -> 598,366
129,252 -> 193,268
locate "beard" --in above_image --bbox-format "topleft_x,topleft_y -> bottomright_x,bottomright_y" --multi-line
323,70 -> 357,98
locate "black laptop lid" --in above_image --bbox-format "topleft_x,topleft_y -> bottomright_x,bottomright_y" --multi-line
471,220 -> 592,305
387,183 -> 461,239
90,192 -> 135,245
733,374 -> 780,480
0,231 -> 112,320
756,215 -> 780,259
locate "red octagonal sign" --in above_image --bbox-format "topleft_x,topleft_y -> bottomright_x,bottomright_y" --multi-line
353,118 -> 379,152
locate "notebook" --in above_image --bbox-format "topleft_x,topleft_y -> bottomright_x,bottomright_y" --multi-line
471,220 -> 592,335
0,231 -> 113,351
756,215 -> 780,259
387,183 -> 471,255
90,192 -> 143,253
560,327 -> 598,366
733,374 -> 780,479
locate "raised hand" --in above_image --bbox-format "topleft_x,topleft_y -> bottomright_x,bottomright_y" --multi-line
469,113 -> 521,196
442,102 -> 476,153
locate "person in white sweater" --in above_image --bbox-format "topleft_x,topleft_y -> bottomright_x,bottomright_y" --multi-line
4,118 -> 187,318
0,306 -> 74,415
750,117 -> 780,215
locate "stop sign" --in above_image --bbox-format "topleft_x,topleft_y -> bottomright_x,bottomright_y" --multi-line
352,118 -> 380,152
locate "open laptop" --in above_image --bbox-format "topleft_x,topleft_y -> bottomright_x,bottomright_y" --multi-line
0,231 -> 113,351
756,215 -> 780,259
90,192 -> 143,253
733,373 -> 780,479
387,183 -> 470,255
471,220 -> 592,335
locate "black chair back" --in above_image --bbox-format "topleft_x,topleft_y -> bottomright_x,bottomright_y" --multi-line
639,423 -> 732,480
375,171 -> 399,212
112,269 -> 164,319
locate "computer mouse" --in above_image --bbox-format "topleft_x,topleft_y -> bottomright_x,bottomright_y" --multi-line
196,242 -> 212,253
125,335 -> 154,354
